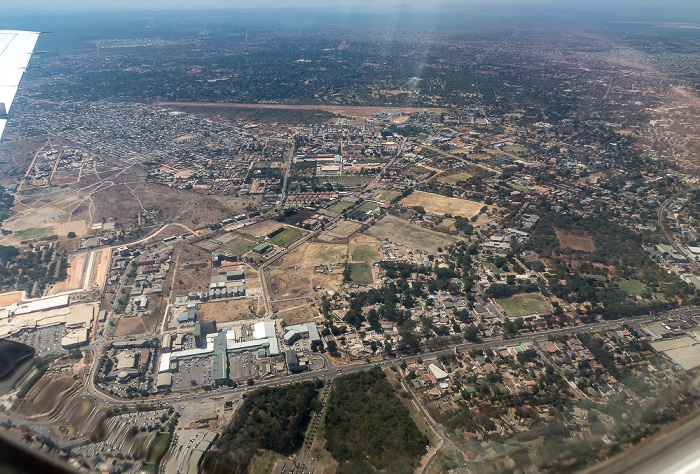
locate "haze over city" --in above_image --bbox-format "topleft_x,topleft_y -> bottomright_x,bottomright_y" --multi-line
0,2 -> 698,473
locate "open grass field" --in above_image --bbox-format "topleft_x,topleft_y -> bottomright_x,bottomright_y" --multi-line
399,191 -> 483,218
219,235 -> 257,256
326,201 -> 354,213
356,201 -> 380,212
374,190 -> 402,203
348,262 -> 373,285
325,220 -> 362,239
268,227 -> 305,246
350,244 -> 381,263
11,226 -> 55,241
496,294 -> 550,316
438,172 -> 472,185
617,279 -> 646,296
502,145 -> 529,154
365,215 -> 460,253
554,228 -> 596,252
305,244 -> 347,266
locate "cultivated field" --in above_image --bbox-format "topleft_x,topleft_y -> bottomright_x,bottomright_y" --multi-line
365,215 -> 460,253
554,228 -> 596,252
325,221 -> 362,239
399,191 -> 483,218
496,294 -> 550,316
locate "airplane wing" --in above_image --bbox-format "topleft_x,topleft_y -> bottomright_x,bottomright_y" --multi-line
0,30 -> 40,139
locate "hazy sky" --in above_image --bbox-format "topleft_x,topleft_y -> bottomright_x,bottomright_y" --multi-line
6,0 -> 699,9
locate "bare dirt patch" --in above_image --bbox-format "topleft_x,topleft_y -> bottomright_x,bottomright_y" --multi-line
399,191 -> 484,218
49,253 -> 87,295
0,292 -> 24,305
22,376 -> 76,416
90,248 -> 111,291
115,316 -> 148,336
268,273 -> 313,300
171,243 -> 213,295
271,300 -> 318,325
197,299 -> 258,324
554,228 -> 596,252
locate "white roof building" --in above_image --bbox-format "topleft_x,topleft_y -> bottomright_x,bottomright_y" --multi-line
428,363 -> 449,382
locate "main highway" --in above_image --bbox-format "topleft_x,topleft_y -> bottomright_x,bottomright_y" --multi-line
1,309 -> 666,451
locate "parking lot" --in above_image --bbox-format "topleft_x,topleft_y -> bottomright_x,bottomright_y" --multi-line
10,325 -> 66,355
171,355 -> 216,390
228,353 -> 259,381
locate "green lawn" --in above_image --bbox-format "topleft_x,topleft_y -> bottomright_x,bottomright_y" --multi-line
220,236 -> 257,256
349,263 -> 373,285
327,201 -> 354,213
356,201 -> 380,212
617,279 -> 646,296
268,227 -> 305,246
496,294 -> 549,316
13,227 -> 54,241
351,244 -> 379,262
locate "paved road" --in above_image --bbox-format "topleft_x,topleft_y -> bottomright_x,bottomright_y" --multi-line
0,308 -> 672,451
